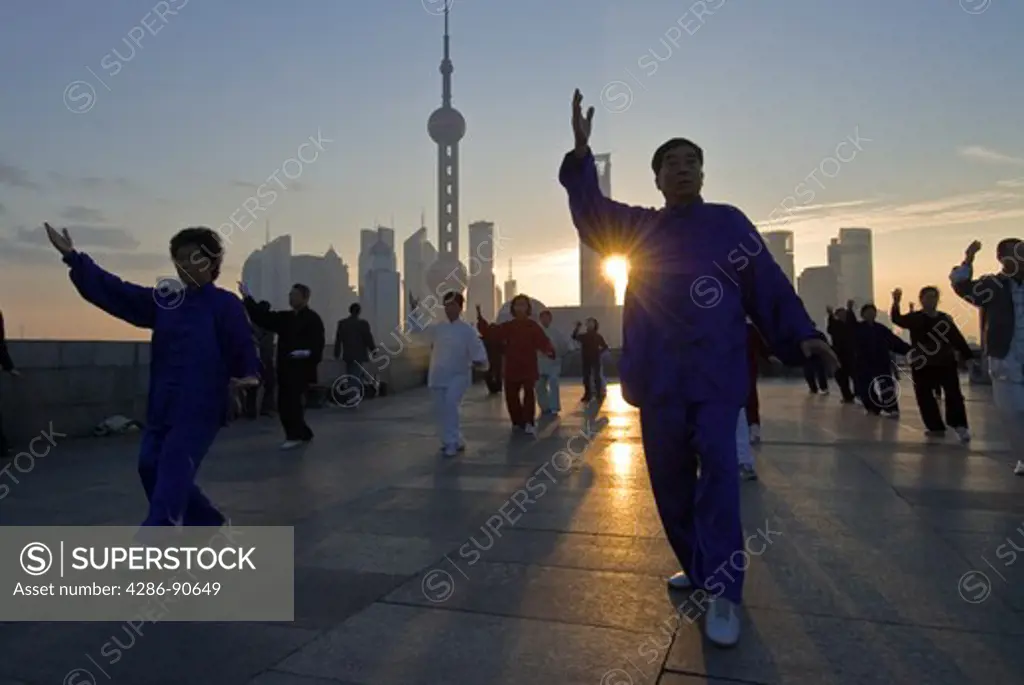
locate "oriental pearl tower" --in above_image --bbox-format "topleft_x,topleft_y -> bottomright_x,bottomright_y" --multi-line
424,4 -> 469,299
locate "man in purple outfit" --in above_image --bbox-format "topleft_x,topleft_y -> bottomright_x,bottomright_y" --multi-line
559,90 -> 836,647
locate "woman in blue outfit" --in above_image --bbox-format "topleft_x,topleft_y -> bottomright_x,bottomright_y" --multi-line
44,222 -> 260,527
852,303 -> 912,416
559,91 -> 836,648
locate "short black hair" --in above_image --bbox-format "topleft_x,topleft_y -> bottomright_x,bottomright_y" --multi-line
349,302 -> 361,315
860,303 -> 876,316
651,138 -> 704,175
919,286 -> 939,300
443,291 -> 464,307
997,238 -> 1022,259
169,227 -> 223,280
292,283 -> 310,299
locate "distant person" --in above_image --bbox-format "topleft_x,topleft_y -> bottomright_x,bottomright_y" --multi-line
572,318 -> 608,402
253,308 -> 277,416
420,292 -> 489,457
478,295 -> 555,434
745,321 -> 775,447
475,305 -> 504,394
826,301 -> 858,403
240,282 -> 325,449
44,222 -> 259,527
890,286 -> 972,441
559,90 -> 835,647
852,303 -> 911,417
536,310 -> 572,416
950,238 -> 1024,474
803,353 -> 830,395
334,303 -> 376,400
0,309 -> 21,457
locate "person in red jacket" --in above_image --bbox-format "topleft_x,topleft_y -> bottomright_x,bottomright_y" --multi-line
479,295 -> 555,434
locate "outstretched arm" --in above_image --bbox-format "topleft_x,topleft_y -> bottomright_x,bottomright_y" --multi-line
886,328 -> 912,356
242,296 -> 286,332
219,295 -> 261,381
889,294 -> 912,328
64,251 -> 157,329
469,331 -> 489,371
733,210 -> 820,364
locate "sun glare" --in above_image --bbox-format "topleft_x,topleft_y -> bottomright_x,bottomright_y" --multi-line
602,256 -> 630,305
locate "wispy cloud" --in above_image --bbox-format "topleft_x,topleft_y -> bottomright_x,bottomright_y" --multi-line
0,233 -> 162,271
59,205 -> 107,223
756,180 -> 1024,239
997,177 -> 1024,188
47,173 -> 141,193
0,161 -> 39,190
957,145 -> 1024,166
14,225 -> 140,250
230,179 -> 310,192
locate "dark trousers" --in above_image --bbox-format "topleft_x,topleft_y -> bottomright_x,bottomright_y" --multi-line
746,363 -> 760,425
861,373 -> 900,414
278,375 -> 313,441
260,367 -> 276,414
640,403 -> 745,603
138,422 -> 224,527
803,357 -> 829,392
505,380 -> 536,427
912,365 -> 967,431
485,352 -> 503,393
581,357 -> 604,399
834,361 -> 856,401
0,414 -> 8,456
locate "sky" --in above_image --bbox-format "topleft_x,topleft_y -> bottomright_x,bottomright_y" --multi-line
1,0 -> 1022,341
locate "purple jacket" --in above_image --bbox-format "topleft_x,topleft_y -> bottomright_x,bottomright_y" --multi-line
559,150 -> 821,407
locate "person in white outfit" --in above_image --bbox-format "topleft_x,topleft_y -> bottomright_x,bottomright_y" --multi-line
537,310 -> 572,415
950,238 -> 1024,473
420,292 -> 490,457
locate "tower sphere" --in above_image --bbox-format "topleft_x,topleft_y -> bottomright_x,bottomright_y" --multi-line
428,107 -> 466,143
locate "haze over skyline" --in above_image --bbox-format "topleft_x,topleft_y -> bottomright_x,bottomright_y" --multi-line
1,0 -> 1022,340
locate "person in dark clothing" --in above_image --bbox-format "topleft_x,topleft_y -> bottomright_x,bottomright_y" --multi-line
826,301 -> 858,403
572,318 -> 609,402
242,304 -> 276,418
853,303 -> 912,416
890,286 -> 972,441
476,305 -> 505,394
0,310 -> 21,457
240,282 -> 325,449
802,356 -> 830,394
335,303 -> 376,398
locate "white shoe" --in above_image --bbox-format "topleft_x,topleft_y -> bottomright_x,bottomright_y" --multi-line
442,446 -> 458,458
704,597 -> 741,647
524,424 -> 536,436
280,440 -> 303,450
749,424 -> 761,444
1014,461 -> 1024,476
739,464 -> 758,481
822,389 -> 830,395
666,571 -> 693,591
954,427 -> 971,443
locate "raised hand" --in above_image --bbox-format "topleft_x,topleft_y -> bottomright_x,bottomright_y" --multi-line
891,288 -> 902,302
965,240 -> 982,263
800,338 -> 839,373
237,281 -> 252,299
571,89 -> 594,156
43,222 -> 74,256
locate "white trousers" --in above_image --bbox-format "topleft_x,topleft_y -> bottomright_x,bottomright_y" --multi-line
431,377 -> 469,448
992,379 -> 1024,456
736,408 -> 754,467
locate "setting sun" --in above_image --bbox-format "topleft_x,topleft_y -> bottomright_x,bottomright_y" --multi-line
602,256 -> 630,305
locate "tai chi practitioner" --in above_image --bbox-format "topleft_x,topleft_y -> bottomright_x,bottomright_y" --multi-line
852,304 -> 911,416
559,90 -> 835,647
537,310 -> 572,415
421,292 -> 489,457
44,223 -> 259,526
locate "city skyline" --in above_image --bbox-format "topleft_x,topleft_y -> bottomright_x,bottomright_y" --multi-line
1,0 -> 1022,340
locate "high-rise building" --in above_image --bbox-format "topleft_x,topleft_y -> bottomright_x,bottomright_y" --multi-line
828,228 -> 874,309
402,221 -> 434,314
423,5 -> 468,298
797,266 -> 838,331
468,220 -> 497,319
244,233 -> 291,309
494,284 -> 503,317
362,233 -> 401,341
503,261 -> 517,303
579,153 -> 615,307
763,230 -> 795,285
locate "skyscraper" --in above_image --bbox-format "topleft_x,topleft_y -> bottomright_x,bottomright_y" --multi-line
402,223 -> 433,312
361,229 -> 400,341
503,261 -> 517,303
797,266 -> 838,331
468,220 -> 497,319
828,228 -> 874,308
423,5 -> 468,298
763,230 -> 795,285
579,153 -> 615,307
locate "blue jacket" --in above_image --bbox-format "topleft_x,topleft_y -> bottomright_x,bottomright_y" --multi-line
559,150 -> 821,407
64,252 -> 261,428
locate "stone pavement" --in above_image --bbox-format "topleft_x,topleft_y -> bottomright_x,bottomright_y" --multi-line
1,379 -> 1023,684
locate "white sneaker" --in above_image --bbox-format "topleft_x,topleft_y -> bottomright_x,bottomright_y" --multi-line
822,389 -> 830,395
1014,461 -> 1024,476
280,440 -> 303,450
739,464 -> 758,481
749,424 -> 761,444
666,571 -> 693,591
954,427 -> 971,443
442,445 -> 458,458
704,597 -> 741,647
524,424 -> 536,436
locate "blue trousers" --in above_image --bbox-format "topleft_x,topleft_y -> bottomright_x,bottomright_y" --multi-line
138,423 -> 224,527
640,402 -> 744,603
